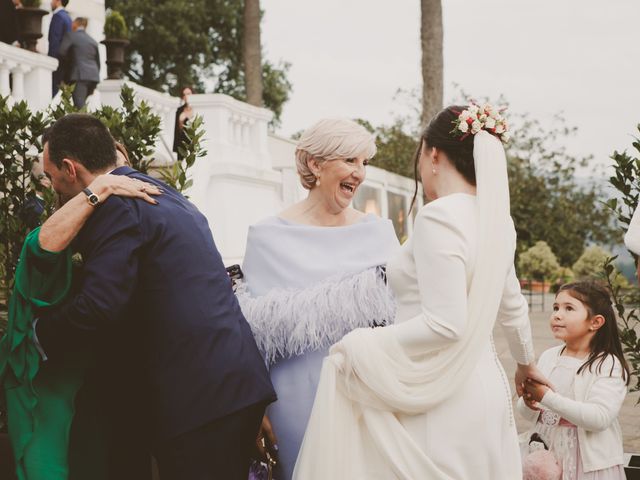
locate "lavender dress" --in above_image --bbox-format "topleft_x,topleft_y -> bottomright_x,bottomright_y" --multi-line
237,215 -> 399,479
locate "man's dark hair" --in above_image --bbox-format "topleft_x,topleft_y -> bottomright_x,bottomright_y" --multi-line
43,113 -> 117,172
61,0 -> 69,6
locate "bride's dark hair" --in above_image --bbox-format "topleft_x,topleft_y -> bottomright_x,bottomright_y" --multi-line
410,105 -> 476,212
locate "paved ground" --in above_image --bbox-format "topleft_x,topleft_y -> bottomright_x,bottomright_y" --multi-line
493,294 -> 640,454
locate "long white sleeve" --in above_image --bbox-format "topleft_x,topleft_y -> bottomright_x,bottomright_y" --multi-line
496,265 -> 535,365
540,360 -> 627,432
393,204 -> 468,356
625,205 -> 640,255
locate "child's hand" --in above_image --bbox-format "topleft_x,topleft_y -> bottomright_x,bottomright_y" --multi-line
522,393 -> 540,411
524,377 -> 551,403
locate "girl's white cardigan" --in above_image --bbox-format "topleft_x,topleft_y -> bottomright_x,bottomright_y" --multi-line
517,344 -> 628,472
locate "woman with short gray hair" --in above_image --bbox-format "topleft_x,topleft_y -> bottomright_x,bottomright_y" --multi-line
238,118 -> 399,478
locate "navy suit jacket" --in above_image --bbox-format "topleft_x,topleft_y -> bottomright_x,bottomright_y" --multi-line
37,167 -> 275,442
48,9 -> 72,58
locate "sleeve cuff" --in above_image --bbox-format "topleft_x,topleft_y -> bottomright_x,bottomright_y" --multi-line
539,389 -> 559,411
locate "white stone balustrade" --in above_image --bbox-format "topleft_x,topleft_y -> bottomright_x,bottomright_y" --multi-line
190,94 -> 273,168
0,42 -> 58,111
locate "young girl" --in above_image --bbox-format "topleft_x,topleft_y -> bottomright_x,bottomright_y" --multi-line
518,281 -> 630,479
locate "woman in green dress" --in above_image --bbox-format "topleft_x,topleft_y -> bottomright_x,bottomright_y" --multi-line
0,171 -> 161,480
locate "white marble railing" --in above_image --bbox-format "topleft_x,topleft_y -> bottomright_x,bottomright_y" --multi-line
190,94 -> 273,168
0,42 -> 58,111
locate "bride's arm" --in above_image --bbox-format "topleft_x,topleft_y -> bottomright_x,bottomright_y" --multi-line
391,206 -> 468,356
497,266 -> 535,365
496,264 -> 552,394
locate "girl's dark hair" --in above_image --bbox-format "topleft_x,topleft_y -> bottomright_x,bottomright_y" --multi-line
557,281 -> 630,385
410,105 -> 476,212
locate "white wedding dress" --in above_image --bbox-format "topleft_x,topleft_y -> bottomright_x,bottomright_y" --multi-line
386,193 -> 533,479
294,132 -> 536,480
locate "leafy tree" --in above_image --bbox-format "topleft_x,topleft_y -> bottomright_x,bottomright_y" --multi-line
506,113 -> 619,266
572,246 -> 612,279
105,0 -> 292,125
373,120 -> 419,179
518,241 -> 560,281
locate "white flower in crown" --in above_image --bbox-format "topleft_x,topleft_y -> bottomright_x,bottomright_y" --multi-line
450,102 -> 510,144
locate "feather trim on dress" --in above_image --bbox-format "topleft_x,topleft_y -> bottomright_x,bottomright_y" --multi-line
236,266 -> 396,365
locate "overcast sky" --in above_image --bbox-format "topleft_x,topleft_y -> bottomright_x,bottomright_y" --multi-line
261,0 -> 640,170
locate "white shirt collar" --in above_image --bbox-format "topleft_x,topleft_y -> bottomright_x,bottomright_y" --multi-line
52,6 -> 65,14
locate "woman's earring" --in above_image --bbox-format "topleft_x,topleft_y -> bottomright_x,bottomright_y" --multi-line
432,167 -> 436,174
315,175 -> 321,187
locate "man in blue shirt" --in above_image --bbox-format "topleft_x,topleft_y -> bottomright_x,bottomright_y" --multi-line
48,0 -> 71,96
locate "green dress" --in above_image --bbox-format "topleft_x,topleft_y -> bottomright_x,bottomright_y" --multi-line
0,228 -> 105,480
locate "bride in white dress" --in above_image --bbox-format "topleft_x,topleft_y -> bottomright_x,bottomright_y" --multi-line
294,104 -> 550,479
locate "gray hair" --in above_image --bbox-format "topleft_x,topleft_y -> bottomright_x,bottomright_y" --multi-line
295,118 -> 376,190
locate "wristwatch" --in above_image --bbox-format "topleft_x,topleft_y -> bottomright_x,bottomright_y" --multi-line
82,187 -> 100,207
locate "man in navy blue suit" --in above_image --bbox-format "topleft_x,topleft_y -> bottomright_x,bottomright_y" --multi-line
48,0 -> 72,96
37,113 -> 276,480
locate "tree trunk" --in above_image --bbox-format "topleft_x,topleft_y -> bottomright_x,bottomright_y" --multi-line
420,0 -> 443,127
243,0 -> 263,107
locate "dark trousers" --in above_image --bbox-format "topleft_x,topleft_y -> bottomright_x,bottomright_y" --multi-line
154,402 -> 266,480
52,69 -> 63,97
72,81 -> 98,108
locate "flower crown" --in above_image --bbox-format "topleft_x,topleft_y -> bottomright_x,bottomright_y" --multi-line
450,102 -> 510,144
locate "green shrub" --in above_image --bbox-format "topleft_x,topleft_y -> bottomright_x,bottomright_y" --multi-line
572,246 -> 612,280
518,241 -> 560,281
104,10 -> 128,40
